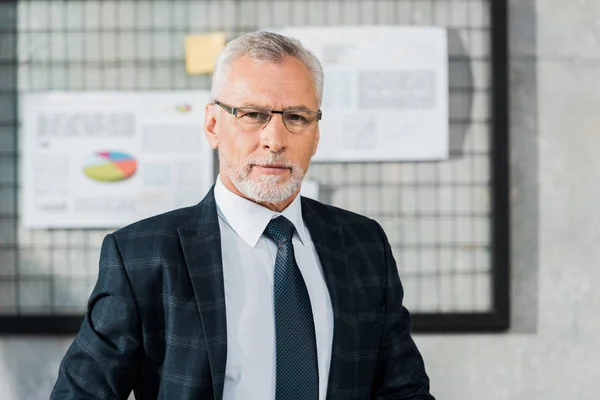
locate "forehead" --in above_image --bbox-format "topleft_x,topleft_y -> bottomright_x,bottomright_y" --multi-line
219,55 -> 318,109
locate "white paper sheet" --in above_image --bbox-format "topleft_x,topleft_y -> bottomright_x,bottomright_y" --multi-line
21,91 -> 214,228
270,26 -> 449,162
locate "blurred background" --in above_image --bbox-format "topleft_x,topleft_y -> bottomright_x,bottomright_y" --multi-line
1,0 -> 599,399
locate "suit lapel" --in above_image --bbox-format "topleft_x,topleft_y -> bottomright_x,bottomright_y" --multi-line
178,187 -> 227,400
302,198 -> 354,398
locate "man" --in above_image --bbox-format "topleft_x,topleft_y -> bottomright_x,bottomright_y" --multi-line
51,31 -> 434,400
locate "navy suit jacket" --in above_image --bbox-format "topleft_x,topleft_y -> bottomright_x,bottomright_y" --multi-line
51,187 -> 434,399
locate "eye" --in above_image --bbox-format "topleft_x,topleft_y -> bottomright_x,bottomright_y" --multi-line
285,112 -> 309,124
239,110 -> 270,122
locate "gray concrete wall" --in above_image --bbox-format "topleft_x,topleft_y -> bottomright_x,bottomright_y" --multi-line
3,0 -> 600,398
415,0 -> 600,398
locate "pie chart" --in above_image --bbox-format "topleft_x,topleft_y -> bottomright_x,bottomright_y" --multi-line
83,151 -> 138,182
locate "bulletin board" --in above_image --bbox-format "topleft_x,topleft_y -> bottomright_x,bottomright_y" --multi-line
0,0 -> 509,334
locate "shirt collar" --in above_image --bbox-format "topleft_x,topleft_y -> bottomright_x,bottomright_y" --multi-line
214,175 -> 308,248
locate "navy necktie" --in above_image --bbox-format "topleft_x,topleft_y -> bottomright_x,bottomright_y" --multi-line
263,216 -> 319,400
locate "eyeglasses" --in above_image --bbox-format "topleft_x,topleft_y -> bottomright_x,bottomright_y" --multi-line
214,100 -> 322,134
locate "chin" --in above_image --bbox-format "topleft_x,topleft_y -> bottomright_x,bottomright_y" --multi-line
237,177 -> 298,204
257,173 -> 287,183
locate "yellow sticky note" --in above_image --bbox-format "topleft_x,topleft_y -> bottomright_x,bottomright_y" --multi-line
185,32 -> 227,75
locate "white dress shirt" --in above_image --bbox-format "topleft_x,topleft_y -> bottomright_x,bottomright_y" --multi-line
214,177 -> 334,400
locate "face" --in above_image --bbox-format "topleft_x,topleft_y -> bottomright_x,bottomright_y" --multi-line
204,55 -> 320,207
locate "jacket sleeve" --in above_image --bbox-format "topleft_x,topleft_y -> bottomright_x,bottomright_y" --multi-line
51,234 -> 142,400
371,223 -> 436,400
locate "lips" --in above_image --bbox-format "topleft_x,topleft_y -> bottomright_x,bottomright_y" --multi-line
256,164 -> 289,169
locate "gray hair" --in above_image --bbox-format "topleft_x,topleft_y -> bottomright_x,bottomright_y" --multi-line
210,31 -> 324,107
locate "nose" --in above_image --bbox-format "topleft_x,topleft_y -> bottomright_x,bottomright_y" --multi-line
259,113 -> 289,153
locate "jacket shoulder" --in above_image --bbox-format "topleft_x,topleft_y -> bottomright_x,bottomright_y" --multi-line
302,196 -> 382,233
111,204 -> 197,241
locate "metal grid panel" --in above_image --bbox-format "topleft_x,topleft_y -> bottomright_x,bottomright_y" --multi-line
0,0 -> 509,333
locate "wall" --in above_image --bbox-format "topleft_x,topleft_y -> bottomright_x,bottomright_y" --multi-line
3,0 -> 600,398
416,0 -> 600,398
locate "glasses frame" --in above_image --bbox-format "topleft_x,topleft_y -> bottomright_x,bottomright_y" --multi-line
214,100 -> 322,133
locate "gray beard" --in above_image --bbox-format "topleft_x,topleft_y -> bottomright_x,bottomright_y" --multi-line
232,171 -> 303,203
220,152 -> 306,204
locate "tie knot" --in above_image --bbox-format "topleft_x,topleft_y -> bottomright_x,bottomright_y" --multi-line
264,216 -> 295,245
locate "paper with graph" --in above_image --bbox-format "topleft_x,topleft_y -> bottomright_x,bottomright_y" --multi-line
21,91 -> 214,228
271,26 -> 449,162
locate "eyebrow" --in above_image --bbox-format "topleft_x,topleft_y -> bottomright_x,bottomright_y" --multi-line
237,102 -> 317,111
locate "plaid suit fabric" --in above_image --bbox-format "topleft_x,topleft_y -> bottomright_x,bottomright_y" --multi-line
51,187 -> 434,400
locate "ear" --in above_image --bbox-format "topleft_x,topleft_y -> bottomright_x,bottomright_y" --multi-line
204,103 -> 219,150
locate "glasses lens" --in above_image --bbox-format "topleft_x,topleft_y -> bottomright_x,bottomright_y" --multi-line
283,111 -> 319,133
235,108 -> 271,130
